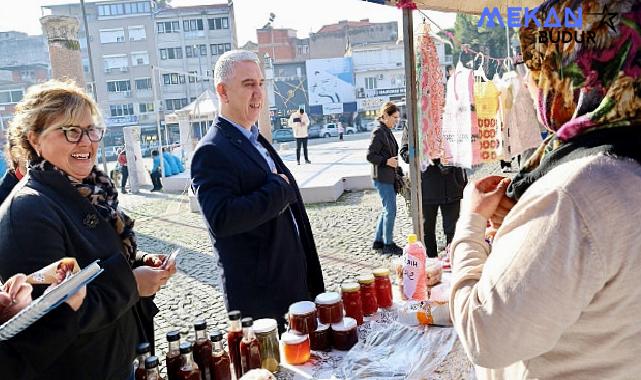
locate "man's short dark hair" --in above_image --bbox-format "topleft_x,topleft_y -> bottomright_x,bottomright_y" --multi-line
152,149 -> 159,157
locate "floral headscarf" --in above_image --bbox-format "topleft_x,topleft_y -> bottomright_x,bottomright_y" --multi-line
508,0 -> 641,199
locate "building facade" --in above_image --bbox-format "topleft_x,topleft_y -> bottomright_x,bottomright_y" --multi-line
44,0 -> 236,149
0,63 -> 49,131
0,32 -> 50,68
309,19 -> 398,59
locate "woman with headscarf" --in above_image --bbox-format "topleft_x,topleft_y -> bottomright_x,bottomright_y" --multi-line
449,1 -> 641,378
0,80 -> 176,379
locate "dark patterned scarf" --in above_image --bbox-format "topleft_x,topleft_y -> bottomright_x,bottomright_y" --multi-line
30,159 -> 137,265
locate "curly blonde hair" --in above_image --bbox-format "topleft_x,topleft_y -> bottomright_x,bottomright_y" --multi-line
7,80 -> 103,164
376,101 -> 399,121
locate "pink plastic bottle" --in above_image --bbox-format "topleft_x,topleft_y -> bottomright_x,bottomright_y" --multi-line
402,234 -> 427,300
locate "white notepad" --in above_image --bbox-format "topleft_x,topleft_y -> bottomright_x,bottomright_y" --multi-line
0,260 -> 103,341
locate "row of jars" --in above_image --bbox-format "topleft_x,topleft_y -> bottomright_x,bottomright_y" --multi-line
289,268 -> 394,330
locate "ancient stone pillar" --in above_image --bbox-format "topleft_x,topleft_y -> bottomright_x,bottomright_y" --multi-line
40,15 -> 85,87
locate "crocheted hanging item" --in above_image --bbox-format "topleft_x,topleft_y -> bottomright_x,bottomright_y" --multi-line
416,23 -> 444,165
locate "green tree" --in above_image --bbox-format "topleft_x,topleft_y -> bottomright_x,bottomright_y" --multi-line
452,14 -> 517,75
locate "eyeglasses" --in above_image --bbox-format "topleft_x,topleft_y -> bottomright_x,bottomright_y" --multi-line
58,126 -> 105,143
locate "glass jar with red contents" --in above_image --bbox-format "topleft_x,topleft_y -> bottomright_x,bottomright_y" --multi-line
281,331 -> 311,365
357,274 -> 378,316
331,317 -> 358,351
315,292 -> 343,324
310,321 -> 331,352
288,301 -> 318,334
341,282 -> 363,325
373,268 -> 393,308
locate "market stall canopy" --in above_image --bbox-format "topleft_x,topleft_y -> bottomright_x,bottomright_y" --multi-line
164,89 -> 218,124
365,0 -> 543,15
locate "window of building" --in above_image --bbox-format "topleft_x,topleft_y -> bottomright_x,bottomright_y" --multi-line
0,89 -> 23,104
296,45 -> 309,56
183,19 -> 204,32
365,77 -> 377,90
98,2 -> 150,16
210,43 -> 231,55
157,21 -> 180,33
208,17 -> 229,30
185,44 -> 207,58
131,51 -> 149,66
139,102 -> 154,113
165,98 -> 188,111
110,103 -> 135,117
135,78 -> 152,90
103,54 -> 128,70
162,73 -> 186,85
99,28 -> 125,44
188,71 -> 198,83
159,47 -> 183,60
106,80 -> 132,92
128,25 -> 146,41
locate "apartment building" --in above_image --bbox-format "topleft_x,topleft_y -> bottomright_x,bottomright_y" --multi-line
155,3 -> 236,143
44,0 -> 236,148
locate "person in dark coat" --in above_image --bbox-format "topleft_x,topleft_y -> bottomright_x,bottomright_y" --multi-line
191,50 -> 324,330
0,80 -> 176,379
0,133 -> 24,205
366,101 -> 403,255
400,127 -> 467,257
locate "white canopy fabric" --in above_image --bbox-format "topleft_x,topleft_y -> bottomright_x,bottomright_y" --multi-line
164,89 -> 219,124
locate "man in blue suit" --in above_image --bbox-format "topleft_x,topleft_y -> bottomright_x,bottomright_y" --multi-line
191,50 -> 324,328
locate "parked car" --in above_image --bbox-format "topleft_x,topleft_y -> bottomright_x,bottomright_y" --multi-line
308,125 -> 322,139
272,128 -> 295,143
362,119 -> 379,131
320,123 -> 357,138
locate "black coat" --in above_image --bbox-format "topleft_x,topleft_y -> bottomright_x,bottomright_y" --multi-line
0,169 -> 141,380
0,169 -> 19,205
399,127 -> 467,204
366,123 -> 399,184
191,117 -> 324,325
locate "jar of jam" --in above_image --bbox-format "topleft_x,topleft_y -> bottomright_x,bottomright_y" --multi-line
288,301 -> 318,334
373,268 -> 393,308
309,321 -> 331,352
331,317 -> 358,351
315,292 -> 344,324
341,282 -> 364,325
253,319 -> 280,372
357,274 -> 378,315
281,331 -> 311,365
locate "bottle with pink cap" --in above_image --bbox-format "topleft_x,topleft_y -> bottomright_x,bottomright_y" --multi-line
402,233 -> 427,301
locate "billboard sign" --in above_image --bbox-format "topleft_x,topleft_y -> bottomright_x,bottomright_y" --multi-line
306,58 -> 355,115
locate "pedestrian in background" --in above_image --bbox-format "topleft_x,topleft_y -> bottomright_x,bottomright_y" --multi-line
289,107 -> 311,165
150,149 -> 163,192
366,101 -> 402,255
400,127 -> 467,257
338,122 -> 344,140
117,147 -> 128,193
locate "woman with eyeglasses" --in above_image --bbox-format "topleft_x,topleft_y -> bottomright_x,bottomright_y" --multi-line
0,80 -> 176,379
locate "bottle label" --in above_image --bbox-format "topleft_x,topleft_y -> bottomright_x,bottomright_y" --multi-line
403,255 -> 419,299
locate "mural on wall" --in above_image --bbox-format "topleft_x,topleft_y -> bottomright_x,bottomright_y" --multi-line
306,57 -> 356,115
273,62 -> 309,118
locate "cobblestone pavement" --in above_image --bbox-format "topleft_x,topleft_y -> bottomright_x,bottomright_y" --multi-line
120,162 -> 501,375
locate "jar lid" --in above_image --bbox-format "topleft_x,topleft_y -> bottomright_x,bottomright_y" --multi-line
253,318 -> 277,334
166,330 -> 180,342
145,356 -> 159,369
315,321 -> 330,332
194,320 -> 207,331
357,274 -> 375,284
228,310 -> 242,321
289,301 -> 316,315
281,331 -> 308,344
241,317 -> 253,328
331,317 -> 357,332
315,292 -> 341,305
136,342 -> 151,354
179,341 -> 193,354
373,268 -> 390,277
341,282 -> 360,292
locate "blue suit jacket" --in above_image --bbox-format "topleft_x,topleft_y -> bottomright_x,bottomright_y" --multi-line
191,117 -> 324,324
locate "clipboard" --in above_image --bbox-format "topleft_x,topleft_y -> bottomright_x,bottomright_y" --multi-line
0,260 -> 103,341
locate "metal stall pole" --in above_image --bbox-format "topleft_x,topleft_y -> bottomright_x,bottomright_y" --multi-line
402,8 -> 424,240
152,65 -> 165,179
